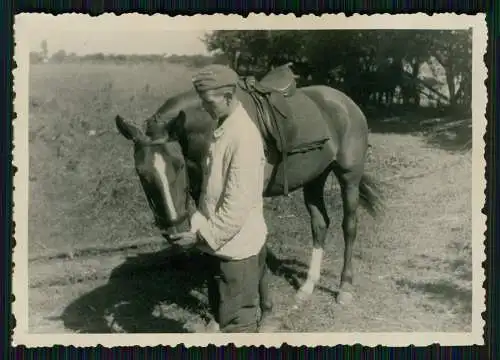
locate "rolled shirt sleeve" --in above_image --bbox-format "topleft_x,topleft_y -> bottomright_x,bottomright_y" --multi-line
196,131 -> 265,252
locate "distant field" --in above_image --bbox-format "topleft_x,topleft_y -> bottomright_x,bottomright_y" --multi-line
27,62 -> 473,333
29,62 -> 199,259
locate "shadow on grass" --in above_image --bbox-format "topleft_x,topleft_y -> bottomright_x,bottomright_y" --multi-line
424,122 -> 472,152
266,250 -> 339,299
60,246 -> 315,333
366,107 -> 472,153
61,248 -> 211,333
396,278 -> 472,314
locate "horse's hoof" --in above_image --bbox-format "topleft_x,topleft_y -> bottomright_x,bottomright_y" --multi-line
192,319 -> 220,333
261,300 -> 274,314
336,290 -> 354,305
293,290 -> 311,309
258,312 -> 282,333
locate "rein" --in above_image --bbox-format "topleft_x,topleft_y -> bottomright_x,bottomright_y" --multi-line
135,136 -> 170,147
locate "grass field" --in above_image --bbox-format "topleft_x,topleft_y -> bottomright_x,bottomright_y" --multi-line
27,63 -> 473,333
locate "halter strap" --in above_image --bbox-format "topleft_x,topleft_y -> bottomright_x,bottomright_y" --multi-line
156,172 -> 197,234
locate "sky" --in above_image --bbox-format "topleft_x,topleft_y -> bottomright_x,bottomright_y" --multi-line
24,14 -> 211,56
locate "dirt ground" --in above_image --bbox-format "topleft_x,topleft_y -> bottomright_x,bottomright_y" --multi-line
25,63 -> 473,334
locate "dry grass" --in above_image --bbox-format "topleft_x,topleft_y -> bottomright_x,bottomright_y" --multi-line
29,63 -> 199,259
27,63 -> 473,333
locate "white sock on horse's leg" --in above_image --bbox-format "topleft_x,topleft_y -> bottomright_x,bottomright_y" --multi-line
207,318 -> 220,332
300,247 -> 323,295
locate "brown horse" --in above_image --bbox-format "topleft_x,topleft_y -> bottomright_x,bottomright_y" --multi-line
115,81 -> 384,314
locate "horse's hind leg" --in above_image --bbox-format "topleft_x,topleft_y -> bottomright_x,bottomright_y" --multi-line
332,162 -> 364,305
296,168 -> 332,303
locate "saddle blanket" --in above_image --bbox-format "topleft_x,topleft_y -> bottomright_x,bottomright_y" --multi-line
270,90 -> 331,154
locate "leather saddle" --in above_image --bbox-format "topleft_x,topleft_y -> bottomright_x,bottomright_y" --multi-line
241,62 -> 298,98
237,63 -> 300,196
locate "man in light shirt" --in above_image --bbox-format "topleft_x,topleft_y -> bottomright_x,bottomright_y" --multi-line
168,64 -> 270,333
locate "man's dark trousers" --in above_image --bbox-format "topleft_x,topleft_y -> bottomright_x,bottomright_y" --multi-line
206,244 -> 267,333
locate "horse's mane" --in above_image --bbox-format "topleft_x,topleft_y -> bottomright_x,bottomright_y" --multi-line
147,88 -> 213,143
153,88 -> 202,121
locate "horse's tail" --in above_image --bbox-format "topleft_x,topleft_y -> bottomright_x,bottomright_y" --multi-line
358,173 -> 385,218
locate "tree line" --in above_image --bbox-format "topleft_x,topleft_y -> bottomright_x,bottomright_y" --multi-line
31,30 -> 471,115
202,30 -> 472,114
29,47 -> 217,69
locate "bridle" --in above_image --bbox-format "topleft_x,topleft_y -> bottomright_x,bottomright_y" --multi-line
133,135 -> 197,234
160,180 -> 196,234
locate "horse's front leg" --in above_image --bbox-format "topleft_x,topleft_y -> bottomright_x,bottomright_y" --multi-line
296,171 -> 331,305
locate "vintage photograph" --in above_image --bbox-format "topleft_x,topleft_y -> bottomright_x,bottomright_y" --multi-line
12,13 -> 486,347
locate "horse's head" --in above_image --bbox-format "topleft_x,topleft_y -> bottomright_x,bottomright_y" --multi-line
115,111 -> 195,235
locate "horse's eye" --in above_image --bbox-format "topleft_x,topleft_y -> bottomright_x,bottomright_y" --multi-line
171,157 -> 184,171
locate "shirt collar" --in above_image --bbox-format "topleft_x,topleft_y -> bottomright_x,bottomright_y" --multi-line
213,101 -> 244,139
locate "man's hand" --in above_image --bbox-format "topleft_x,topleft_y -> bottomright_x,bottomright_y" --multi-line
167,231 -> 199,250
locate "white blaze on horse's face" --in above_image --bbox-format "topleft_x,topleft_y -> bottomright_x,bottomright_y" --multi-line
152,152 -> 178,222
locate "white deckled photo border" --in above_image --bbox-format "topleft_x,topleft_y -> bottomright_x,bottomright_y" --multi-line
11,12 -> 487,347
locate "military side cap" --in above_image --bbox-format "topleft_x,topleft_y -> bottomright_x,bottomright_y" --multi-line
192,64 -> 239,92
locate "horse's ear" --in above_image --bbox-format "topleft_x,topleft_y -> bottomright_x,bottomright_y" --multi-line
176,110 -> 187,124
115,115 -> 143,141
